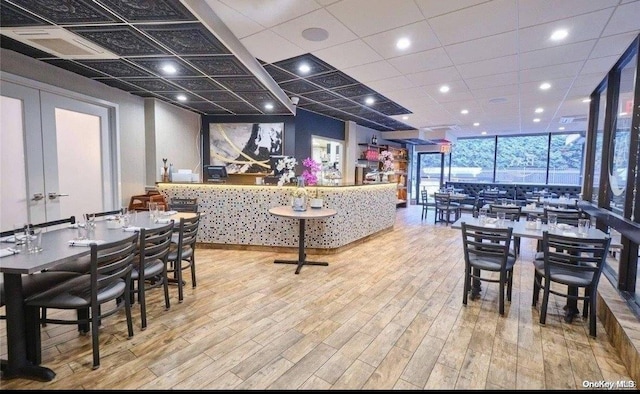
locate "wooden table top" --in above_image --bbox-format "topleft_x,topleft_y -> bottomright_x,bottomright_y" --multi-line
268,206 -> 337,219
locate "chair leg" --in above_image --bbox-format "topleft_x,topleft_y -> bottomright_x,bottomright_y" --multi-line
125,281 -> 134,339
163,264 -> 171,311
582,286 -> 590,318
499,271 -> 505,315
190,255 -> 196,288
91,304 -> 100,369
532,272 -> 540,307
177,260 -> 184,303
540,281 -> 550,325
463,264 -> 470,306
139,279 -> 147,330
589,288 -> 597,337
506,270 -> 513,302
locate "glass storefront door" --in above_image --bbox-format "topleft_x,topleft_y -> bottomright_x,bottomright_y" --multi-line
416,152 -> 443,204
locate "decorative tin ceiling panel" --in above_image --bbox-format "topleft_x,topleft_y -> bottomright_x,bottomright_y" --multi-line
214,77 -> 265,92
184,56 -> 249,76
7,0 -> 116,24
166,77 -> 223,92
128,57 -> 200,77
307,72 -> 358,90
1,2 -> 49,26
68,26 -> 165,56
194,90 -> 242,102
141,24 -> 229,55
98,0 -> 196,22
77,59 -> 151,78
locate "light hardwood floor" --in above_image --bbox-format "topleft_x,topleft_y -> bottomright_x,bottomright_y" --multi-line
0,206 -> 633,389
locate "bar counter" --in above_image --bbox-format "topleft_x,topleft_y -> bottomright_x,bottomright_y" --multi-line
157,182 -> 397,252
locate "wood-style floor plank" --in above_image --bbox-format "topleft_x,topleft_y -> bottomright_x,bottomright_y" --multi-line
0,206 -> 633,389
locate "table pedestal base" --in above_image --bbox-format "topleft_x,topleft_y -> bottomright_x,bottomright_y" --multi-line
1,362 -> 55,382
274,259 -> 329,275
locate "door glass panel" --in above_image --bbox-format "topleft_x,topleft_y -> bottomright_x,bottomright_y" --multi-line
0,96 -> 29,227
418,153 -> 442,203
592,86 -> 607,204
55,108 -> 103,219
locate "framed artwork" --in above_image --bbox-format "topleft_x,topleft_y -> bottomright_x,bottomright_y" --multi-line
209,122 -> 284,174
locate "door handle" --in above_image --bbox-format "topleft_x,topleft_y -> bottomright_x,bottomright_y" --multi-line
48,192 -> 69,199
32,193 -> 44,201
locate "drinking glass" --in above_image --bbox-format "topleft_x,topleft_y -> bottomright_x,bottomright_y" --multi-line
148,202 -> 157,218
13,223 -> 28,251
501,198 -> 508,206
590,216 -> 597,229
497,211 -> 506,226
28,227 -> 43,253
77,220 -> 88,240
578,219 -> 589,235
478,208 -> 488,224
547,213 -> 558,230
155,205 -> 165,221
85,213 -> 96,229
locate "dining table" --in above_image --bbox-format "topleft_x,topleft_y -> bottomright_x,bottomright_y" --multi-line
0,210 -> 193,381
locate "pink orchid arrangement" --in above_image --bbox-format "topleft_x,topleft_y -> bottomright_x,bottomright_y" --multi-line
301,157 -> 321,185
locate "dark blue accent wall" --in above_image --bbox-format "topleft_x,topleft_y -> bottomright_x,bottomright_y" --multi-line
294,108 -> 345,161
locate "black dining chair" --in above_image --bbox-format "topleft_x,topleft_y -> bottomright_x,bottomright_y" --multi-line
434,192 -> 460,225
24,233 -> 138,369
543,207 -> 582,227
532,231 -> 611,337
489,204 -> 523,256
419,190 -> 435,221
167,213 -> 201,303
461,222 -> 515,315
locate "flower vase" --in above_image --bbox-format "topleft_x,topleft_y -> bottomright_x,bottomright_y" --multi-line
291,178 -> 307,211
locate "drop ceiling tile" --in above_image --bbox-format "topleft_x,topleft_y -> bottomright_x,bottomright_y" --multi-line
406,66 -> 462,87
517,0 -> 618,27
465,72 -> 518,90
0,35 -> 55,58
271,8 -> 357,52
602,1 -> 640,36
165,77 -> 223,91
155,92 -> 202,103
218,0 -> 321,28
471,83 -> 519,99
202,0 -> 263,39
43,59 -> 107,78
445,31 -> 518,65
68,26 -> 165,56
77,59 -> 151,78
92,78 -> 141,92
343,61 -> 400,83
312,39 -> 382,69
128,56 -> 200,77
99,0 -> 197,22
369,101 -> 412,116
300,90 -> 342,102
236,91 -> 278,103
193,90 -> 241,102
297,102 -> 333,112
327,0 -> 423,37
279,79 -> 322,94
456,55 -> 518,79
216,101 -> 261,114
415,0 -> 491,18
331,84 -> 376,98
263,64 -> 298,83
428,0 -> 517,46
307,71 -> 358,89
183,56 -> 250,76
366,76 -> 415,93
581,55 -> 621,75
140,23 -> 230,55
519,62 -> 582,84
519,40 -> 596,69
273,54 -> 335,77
388,47 -> 452,74
350,93 -> 387,106
240,30 -> 305,64
1,2 -> 49,26
518,9 -> 614,53
214,76 -> 267,91
185,101 -> 231,114
591,32 -> 640,59
321,98 -> 361,109
8,0 -> 116,24
362,21 -> 440,59
119,78 -> 181,92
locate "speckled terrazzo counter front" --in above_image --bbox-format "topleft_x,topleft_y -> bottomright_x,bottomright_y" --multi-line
157,183 -> 397,250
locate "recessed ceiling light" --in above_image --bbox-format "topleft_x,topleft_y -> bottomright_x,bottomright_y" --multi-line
550,29 -> 568,41
439,85 -> 450,93
402,116 -> 409,120
460,109 -> 469,114
619,112 -> 628,116
176,94 -> 187,101
302,27 -> 329,42
365,97 -> 375,105
162,64 -> 177,74
264,103 -> 274,110
535,107 -> 544,113
559,127 -> 565,130
481,131 -> 487,135
473,122 -> 480,127
298,63 -> 311,74
582,98 -> 591,103
539,82 -> 551,90
533,118 -> 541,122
396,37 -> 411,50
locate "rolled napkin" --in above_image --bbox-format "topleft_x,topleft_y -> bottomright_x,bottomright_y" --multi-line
0,248 -> 20,257
562,232 -> 578,237
122,226 -> 141,232
155,218 -> 172,224
164,210 -> 178,215
1,235 -> 15,243
484,223 -> 497,228
105,215 -> 117,220
68,223 -> 85,229
68,239 -> 106,247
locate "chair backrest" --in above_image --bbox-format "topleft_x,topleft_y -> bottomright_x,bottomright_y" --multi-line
434,192 -> 451,207
176,213 -> 201,250
544,207 -> 582,226
489,205 -> 522,221
420,190 -> 429,204
169,197 -> 198,212
542,231 -> 610,286
482,190 -> 501,204
137,222 -> 174,276
461,222 -> 513,269
90,233 -> 138,299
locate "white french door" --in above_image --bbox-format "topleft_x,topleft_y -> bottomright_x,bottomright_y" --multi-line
0,79 -> 116,230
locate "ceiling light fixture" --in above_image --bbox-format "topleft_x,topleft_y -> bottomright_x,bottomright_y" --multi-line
298,63 -> 311,74
460,109 -> 469,114
264,103 -> 274,110
533,118 -> 541,122
619,112 -> 628,116
535,107 -> 544,113
582,98 -> 591,103
176,94 -> 187,101
302,27 -> 329,42
396,37 -> 411,50
559,127 -> 565,130
402,116 -> 409,120
365,97 -> 375,105
439,85 -> 450,93
481,131 -> 487,135
473,122 -> 480,127
550,29 -> 568,41
539,82 -> 551,90
162,64 -> 177,74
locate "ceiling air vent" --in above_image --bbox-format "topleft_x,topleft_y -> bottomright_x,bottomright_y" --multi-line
0,26 -> 118,59
559,115 -> 588,124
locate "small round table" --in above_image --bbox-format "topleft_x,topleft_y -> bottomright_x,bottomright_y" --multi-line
268,206 -> 337,274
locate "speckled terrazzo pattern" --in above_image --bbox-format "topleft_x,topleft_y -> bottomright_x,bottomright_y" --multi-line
157,183 -> 397,249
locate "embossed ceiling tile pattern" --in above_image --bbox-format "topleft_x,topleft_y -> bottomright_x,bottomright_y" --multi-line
1,36 -> 55,58
321,99 -> 360,110
184,56 -> 249,76
298,102 -> 333,113
370,101 -> 412,116
263,64 -> 297,83
307,71 -> 358,89
155,91 -> 202,102
279,79 -> 322,95
43,59 -> 107,78
141,24 -> 230,55
194,90 -> 242,102
119,78 -> 181,92
92,78 -> 142,92
331,84 -> 376,98
273,54 -> 335,77
0,2 -> 49,26
300,90 -> 341,102
214,77 -> 266,92
77,59 -> 151,78
236,91 -> 278,103
217,101 -> 261,114
128,57 -> 200,77
98,0 -> 197,22
185,102 -> 230,114
8,0 -> 116,24
165,77 -> 223,91
68,26 -> 165,56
